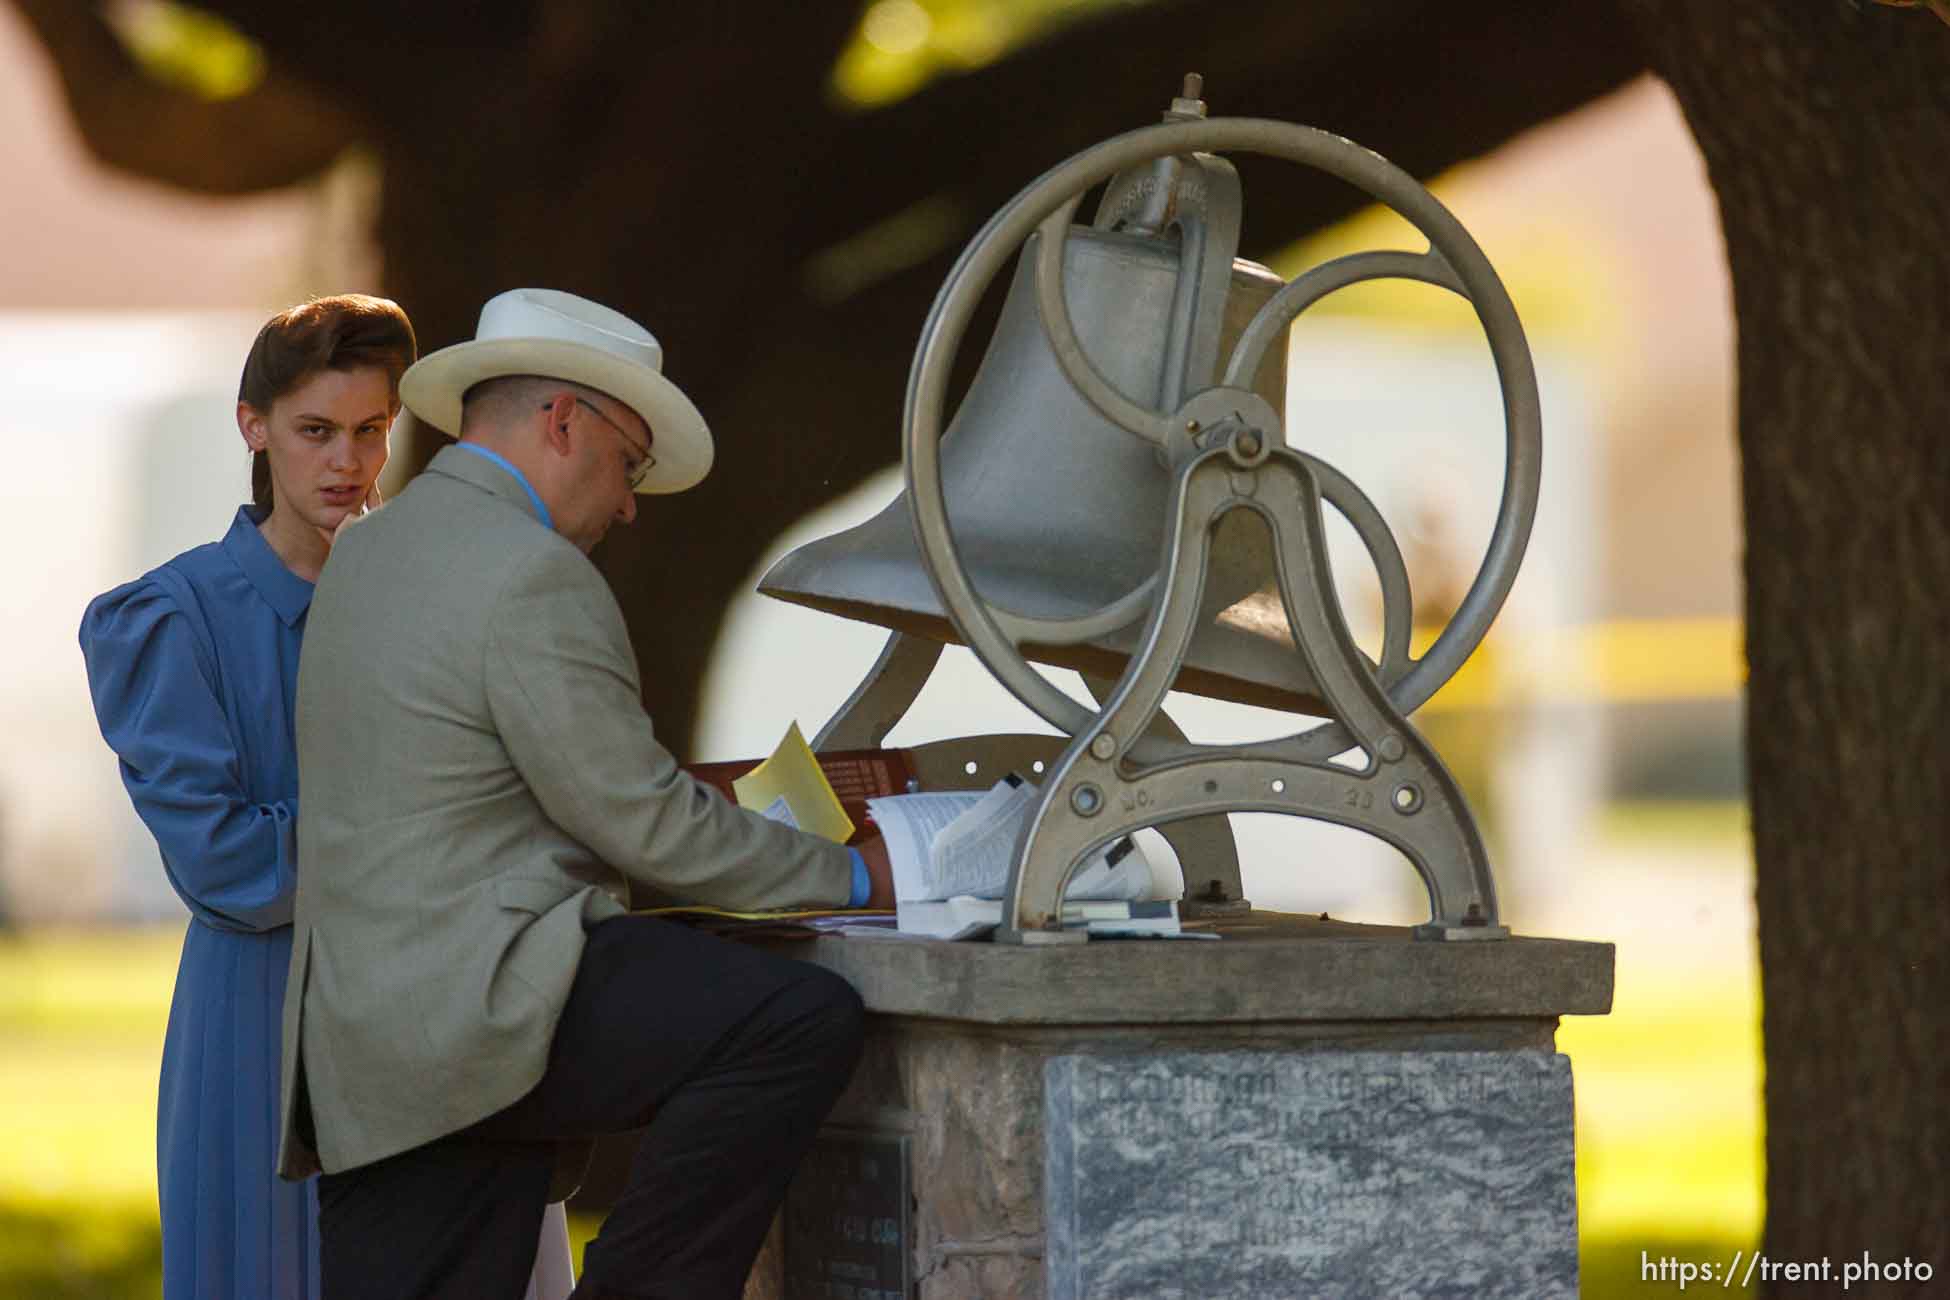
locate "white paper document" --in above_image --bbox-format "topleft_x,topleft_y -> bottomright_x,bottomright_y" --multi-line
866,776 -> 1154,937
923,777 -> 1040,900
866,790 -> 988,903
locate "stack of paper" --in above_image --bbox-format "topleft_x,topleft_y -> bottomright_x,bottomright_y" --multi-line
866,777 -> 1169,938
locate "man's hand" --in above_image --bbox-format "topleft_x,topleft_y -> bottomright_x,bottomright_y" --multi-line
857,836 -> 894,910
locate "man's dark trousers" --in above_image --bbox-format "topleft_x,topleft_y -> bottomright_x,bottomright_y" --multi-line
314,914 -> 867,1299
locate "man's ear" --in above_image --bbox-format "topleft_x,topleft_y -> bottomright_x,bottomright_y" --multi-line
541,391 -> 578,457
237,402 -> 268,452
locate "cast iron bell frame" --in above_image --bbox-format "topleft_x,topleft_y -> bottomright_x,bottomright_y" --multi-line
822,110 -> 1543,944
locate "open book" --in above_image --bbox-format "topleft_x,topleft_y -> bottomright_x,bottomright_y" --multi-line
866,776 -> 1172,937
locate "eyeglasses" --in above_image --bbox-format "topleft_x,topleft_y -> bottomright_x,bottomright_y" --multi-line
550,396 -> 656,489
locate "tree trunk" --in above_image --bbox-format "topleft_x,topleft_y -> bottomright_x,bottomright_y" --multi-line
1624,4 -> 1949,1291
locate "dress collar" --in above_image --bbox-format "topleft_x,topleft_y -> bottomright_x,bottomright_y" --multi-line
221,505 -> 315,628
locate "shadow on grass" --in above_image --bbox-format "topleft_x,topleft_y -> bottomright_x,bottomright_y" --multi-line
1584,1236 -> 1759,1297
0,1201 -> 161,1300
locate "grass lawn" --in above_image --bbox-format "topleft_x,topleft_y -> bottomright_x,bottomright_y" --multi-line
0,810 -> 1763,1296
0,929 -> 175,1298
1563,968 -> 1762,1297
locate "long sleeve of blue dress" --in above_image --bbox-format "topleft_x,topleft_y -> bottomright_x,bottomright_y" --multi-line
81,577 -> 299,932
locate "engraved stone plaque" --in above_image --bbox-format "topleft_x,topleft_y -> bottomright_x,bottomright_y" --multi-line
1045,1051 -> 1578,1300
783,1128 -> 913,1300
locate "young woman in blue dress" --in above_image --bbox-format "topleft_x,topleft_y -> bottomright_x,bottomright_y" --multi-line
79,296 -> 574,1300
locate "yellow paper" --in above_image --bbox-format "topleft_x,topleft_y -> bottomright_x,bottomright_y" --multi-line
731,721 -> 856,843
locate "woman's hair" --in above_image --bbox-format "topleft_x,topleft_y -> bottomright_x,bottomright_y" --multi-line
239,294 -> 417,512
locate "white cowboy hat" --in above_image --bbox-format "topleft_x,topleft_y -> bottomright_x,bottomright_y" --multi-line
399,287 -> 713,494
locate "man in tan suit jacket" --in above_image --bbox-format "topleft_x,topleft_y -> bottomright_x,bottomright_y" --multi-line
279,289 -> 891,1300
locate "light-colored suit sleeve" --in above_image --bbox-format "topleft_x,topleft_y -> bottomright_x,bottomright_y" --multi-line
484,541 -> 852,911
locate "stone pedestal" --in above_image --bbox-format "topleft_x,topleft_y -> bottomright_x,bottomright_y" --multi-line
746,913 -> 1612,1300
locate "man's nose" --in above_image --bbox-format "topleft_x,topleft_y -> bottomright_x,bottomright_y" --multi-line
328,433 -> 358,469
615,491 -> 637,526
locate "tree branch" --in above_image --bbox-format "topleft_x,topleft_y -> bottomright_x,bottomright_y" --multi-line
805,0 -> 1648,260
8,0 -> 364,193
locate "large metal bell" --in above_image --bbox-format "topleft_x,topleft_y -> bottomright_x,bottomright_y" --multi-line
760,217 -> 1340,714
